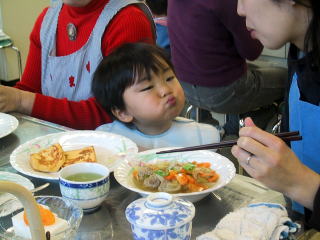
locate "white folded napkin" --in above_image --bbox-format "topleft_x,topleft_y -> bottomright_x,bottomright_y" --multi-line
197,202 -> 300,240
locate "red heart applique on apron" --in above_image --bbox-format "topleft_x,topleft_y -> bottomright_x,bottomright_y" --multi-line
86,61 -> 90,73
69,76 -> 75,87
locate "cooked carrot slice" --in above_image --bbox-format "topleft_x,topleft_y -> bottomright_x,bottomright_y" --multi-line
196,162 -> 211,168
176,173 -> 188,185
186,174 -> 196,184
165,170 -> 177,180
208,174 -> 219,182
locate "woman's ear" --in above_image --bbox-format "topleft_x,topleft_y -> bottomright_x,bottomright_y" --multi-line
112,108 -> 133,123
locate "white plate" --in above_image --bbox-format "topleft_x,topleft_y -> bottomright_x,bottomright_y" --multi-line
114,148 -> 236,202
0,172 -> 34,191
0,113 -> 18,138
10,130 -> 138,180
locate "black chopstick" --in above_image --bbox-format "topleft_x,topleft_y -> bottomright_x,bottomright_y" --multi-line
274,131 -> 299,138
156,131 -> 301,154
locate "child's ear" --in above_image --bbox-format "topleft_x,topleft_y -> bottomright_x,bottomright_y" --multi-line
112,108 -> 133,123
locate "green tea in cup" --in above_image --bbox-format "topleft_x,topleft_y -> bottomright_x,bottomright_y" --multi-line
59,162 -> 110,212
65,173 -> 103,182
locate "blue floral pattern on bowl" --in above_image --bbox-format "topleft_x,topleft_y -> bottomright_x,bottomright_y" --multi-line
125,193 -> 195,240
130,223 -> 191,240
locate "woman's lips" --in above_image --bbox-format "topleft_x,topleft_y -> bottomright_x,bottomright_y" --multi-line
250,30 -> 257,39
247,28 -> 257,39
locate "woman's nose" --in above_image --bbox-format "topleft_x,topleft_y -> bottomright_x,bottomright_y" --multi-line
237,0 -> 245,17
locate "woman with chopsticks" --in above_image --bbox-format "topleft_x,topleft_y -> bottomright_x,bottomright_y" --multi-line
231,0 -> 320,231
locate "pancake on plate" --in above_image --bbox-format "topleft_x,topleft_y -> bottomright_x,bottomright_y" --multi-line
63,146 -> 97,167
30,143 -> 65,172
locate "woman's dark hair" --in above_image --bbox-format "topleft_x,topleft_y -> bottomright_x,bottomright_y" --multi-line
145,0 -> 167,15
92,43 -> 174,119
294,0 -> 320,66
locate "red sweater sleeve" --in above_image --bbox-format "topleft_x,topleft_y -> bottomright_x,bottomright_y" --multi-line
15,5 -> 155,130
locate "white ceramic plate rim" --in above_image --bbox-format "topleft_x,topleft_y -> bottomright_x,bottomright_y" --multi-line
114,147 -> 236,198
0,171 -> 34,191
10,130 -> 138,180
0,113 -> 19,139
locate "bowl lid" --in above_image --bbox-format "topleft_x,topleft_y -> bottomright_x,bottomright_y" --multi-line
125,192 -> 195,230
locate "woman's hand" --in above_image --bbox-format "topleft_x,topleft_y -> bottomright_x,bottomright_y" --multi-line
0,85 -> 35,114
231,117 -> 320,210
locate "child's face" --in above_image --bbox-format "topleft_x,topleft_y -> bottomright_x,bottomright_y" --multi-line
117,64 -> 185,134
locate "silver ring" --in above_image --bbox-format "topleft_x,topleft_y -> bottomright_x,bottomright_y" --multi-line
246,154 -> 252,165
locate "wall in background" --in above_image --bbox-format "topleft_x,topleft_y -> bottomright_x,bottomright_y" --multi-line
262,45 -> 287,59
257,44 -> 289,68
0,5 -> 7,81
0,0 -> 50,81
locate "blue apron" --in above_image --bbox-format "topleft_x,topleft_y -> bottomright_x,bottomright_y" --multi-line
289,73 -> 320,213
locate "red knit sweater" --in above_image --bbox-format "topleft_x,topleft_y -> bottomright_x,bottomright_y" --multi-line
15,0 -> 154,129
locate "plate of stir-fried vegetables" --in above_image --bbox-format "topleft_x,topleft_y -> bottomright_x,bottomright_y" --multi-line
114,148 -> 236,202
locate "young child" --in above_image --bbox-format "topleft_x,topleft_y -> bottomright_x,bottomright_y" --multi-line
92,43 -> 220,150
145,0 -> 170,57
0,0 -> 154,130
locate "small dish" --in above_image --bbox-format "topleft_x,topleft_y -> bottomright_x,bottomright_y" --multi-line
0,196 -> 83,239
59,162 -> 110,213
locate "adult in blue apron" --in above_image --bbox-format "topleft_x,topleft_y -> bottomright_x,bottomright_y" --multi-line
289,71 -> 320,213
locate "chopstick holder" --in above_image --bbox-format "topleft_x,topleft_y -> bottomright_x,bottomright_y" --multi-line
156,131 -> 301,154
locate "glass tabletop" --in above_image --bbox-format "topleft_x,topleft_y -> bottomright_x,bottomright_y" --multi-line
0,113 -> 294,239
